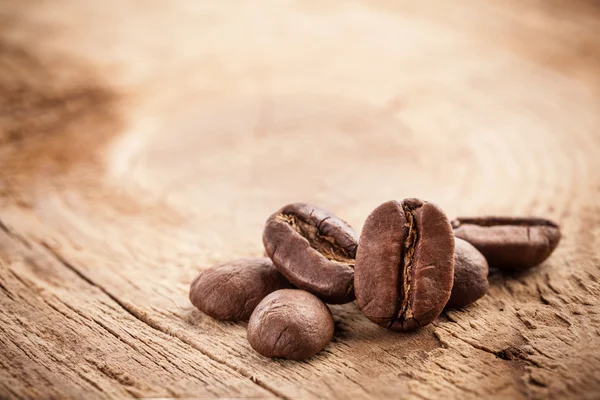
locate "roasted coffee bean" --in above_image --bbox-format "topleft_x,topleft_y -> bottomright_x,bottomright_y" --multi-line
247,289 -> 334,360
452,217 -> 561,269
355,199 -> 455,331
263,203 -> 358,304
189,258 -> 290,321
446,238 -> 489,308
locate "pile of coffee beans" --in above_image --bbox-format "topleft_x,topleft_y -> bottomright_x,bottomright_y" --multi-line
189,199 -> 561,360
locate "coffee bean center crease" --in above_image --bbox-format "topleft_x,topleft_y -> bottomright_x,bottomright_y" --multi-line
391,202 -> 420,328
276,212 -> 356,264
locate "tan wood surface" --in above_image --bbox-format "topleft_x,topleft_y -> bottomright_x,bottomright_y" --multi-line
1,0 -> 600,398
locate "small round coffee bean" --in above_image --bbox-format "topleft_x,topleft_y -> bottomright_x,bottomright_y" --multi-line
452,217 -> 561,269
355,198 -> 455,331
446,238 -> 489,308
263,203 -> 358,304
247,289 -> 334,360
189,258 -> 290,321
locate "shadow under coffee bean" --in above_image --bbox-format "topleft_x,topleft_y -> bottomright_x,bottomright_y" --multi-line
354,198 -> 455,331
452,217 -> 561,269
263,203 -> 358,304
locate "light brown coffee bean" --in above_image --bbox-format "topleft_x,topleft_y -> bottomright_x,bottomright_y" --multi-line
247,289 -> 334,360
189,258 -> 290,321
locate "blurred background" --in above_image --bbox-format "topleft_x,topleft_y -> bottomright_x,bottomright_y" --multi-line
2,0 -> 599,268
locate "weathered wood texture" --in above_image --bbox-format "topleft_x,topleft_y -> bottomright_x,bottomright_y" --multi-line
1,0 -> 600,398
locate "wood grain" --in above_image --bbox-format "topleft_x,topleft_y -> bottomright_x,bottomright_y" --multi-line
1,0 -> 600,398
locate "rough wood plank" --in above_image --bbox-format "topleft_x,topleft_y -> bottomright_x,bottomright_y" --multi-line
1,0 -> 600,399
0,220 -> 277,399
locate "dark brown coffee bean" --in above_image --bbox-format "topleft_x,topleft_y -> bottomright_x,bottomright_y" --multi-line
446,238 -> 489,308
189,258 -> 290,321
452,217 -> 561,269
263,203 -> 358,304
355,198 -> 455,331
247,289 -> 334,360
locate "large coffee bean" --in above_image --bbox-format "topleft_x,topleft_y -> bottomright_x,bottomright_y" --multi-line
355,199 -> 455,331
263,203 -> 358,304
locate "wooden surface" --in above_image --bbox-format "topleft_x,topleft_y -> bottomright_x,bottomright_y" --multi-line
1,0 -> 600,398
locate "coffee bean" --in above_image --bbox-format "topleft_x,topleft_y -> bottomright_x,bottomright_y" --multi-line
354,198 -> 455,331
452,217 -> 561,269
263,203 -> 358,304
446,238 -> 489,308
189,258 -> 290,321
247,289 -> 334,360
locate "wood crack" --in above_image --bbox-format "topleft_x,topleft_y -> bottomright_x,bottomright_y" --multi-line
450,332 -> 541,367
49,297 -> 179,380
42,242 -> 285,398
0,279 -> 15,300
0,218 -> 284,399
71,368 -> 109,396
0,219 -> 31,249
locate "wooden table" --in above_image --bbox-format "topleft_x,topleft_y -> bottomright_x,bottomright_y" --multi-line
1,0 -> 599,398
